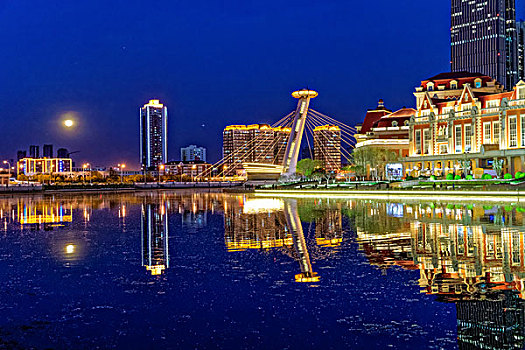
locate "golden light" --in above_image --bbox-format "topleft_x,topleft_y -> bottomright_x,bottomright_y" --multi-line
65,244 -> 75,254
121,164 -> 126,169
243,198 -> 284,214
64,119 -> 74,128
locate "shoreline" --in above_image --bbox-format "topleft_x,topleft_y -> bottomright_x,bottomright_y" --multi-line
253,188 -> 523,203
0,186 -> 229,197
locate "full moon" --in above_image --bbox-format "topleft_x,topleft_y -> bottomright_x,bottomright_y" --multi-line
64,119 -> 74,128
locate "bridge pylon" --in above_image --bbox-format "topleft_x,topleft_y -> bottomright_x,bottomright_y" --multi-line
282,89 -> 318,176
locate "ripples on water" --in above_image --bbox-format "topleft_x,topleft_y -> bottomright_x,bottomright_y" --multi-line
0,191 -> 523,349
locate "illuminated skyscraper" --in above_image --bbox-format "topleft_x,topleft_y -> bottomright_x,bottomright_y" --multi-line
518,20 -> 525,80
140,99 -> 168,170
313,125 -> 341,172
451,0 -> 518,88
141,201 -> 169,276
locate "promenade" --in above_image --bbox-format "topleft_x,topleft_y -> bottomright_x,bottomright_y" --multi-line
0,181 -> 244,195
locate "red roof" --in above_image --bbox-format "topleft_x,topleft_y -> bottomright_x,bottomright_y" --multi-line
424,71 -> 486,81
361,100 -> 391,133
373,108 -> 415,128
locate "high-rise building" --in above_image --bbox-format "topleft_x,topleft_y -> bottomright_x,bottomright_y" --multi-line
29,145 -> 39,158
57,148 -> 69,158
43,144 -> 53,158
222,124 -> 290,175
518,20 -> 525,80
180,145 -> 207,162
140,99 -> 168,170
274,126 -> 291,164
451,0 -> 519,88
313,125 -> 341,172
16,150 -> 26,161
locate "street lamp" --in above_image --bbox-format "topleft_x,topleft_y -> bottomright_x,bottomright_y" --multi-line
158,164 -> 165,183
118,163 -> 126,184
192,164 -> 197,183
2,161 -> 10,187
82,163 -> 89,185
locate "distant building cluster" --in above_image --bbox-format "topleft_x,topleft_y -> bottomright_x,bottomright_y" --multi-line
15,144 -> 73,176
221,123 -> 343,174
17,144 -> 69,161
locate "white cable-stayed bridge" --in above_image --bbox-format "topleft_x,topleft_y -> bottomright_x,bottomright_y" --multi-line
200,89 -> 358,181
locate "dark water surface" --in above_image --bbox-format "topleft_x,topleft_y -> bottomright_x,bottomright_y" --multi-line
0,191 -> 523,349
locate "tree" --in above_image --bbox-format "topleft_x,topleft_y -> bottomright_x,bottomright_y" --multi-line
350,147 -> 399,180
296,158 -> 322,178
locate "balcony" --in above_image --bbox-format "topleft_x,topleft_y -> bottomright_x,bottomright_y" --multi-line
482,143 -> 500,152
509,98 -> 525,107
481,107 -> 499,114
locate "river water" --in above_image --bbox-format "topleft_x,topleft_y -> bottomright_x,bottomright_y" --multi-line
0,191 -> 523,349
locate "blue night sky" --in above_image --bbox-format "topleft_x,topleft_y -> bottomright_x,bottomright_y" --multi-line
0,1 -> 524,168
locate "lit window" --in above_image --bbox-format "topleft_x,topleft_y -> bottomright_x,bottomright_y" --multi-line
415,130 -> 422,154
522,116 -> 525,147
509,116 -> 517,147
494,121 -> 500,143
518,86 -> 525,100
483,122 -> 491,144
455,125 -> 462,153
423,129 -> 431,154
475,81 -> 482,88
465,125 -> 472,152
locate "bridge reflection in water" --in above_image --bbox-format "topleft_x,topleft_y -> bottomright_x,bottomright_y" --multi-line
224,197 -> 344,283
355,201 -> 525,349
3,192 -> 524,348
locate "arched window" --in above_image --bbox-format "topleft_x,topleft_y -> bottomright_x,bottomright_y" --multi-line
392,121 -> 398,127
450,80 -> 458,90
404,120 -> 410,126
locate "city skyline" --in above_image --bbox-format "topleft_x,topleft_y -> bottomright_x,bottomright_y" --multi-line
0,1 -> 524,168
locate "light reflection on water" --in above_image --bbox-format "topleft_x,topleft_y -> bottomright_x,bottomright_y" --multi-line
0,191 -> 523,349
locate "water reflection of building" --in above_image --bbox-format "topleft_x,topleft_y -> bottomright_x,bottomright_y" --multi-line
315,209 -> 343,247
224,197 -> 345,282
456,292 -> 525,349
355,201 -> 525,349
224,198 -> 291,252
17,200 -> 73,229
141,200 -> 169,276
